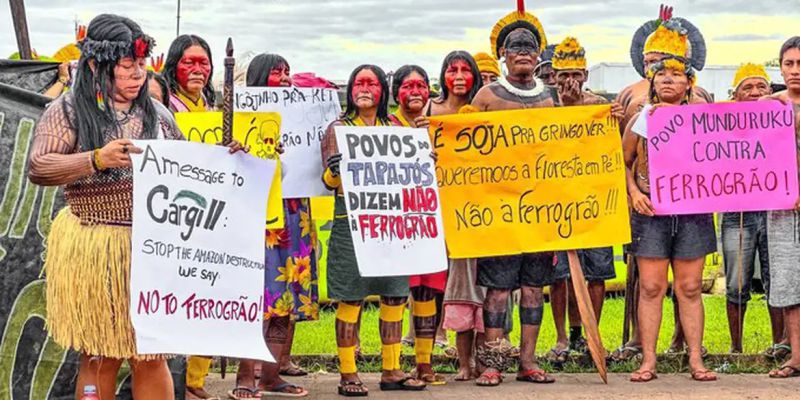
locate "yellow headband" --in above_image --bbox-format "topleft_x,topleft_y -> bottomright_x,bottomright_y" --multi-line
552,36 -> 586,71
643,24 -> 688,59
732,63 -> 770,91
490,8 -> 548,59
473,52 -> 501,77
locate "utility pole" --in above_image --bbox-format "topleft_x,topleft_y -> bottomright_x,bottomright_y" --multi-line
176,0 -> 181,36
9,0 -> 33,59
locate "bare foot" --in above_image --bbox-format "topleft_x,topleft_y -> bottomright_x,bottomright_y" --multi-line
454,366 -> 474,381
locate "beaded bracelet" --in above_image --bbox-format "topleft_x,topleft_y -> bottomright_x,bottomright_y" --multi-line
92,149 -> 106,171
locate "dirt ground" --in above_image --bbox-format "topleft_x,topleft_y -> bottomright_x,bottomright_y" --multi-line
205,372 -> 800,399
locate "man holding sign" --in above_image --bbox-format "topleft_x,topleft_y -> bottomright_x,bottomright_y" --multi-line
548,36 -> 617,362
763,37 -> 800,379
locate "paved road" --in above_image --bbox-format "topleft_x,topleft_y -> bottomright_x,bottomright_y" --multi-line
206,372 -> 800,399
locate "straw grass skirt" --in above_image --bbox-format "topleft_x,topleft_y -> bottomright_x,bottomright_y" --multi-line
44,208 -> 158,360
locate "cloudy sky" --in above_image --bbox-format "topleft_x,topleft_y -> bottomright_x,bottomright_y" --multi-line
2,0 -> 799,80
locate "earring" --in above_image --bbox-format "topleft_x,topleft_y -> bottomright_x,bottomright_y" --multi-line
96,90 -> 106,111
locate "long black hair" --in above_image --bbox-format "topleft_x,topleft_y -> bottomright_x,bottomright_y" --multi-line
72,13 -> 157,151
391,64 -> 429,104
436,51 -> 482,103
246,53 -> 289,87
162,34 -> 215,104
343,64 -> 390,124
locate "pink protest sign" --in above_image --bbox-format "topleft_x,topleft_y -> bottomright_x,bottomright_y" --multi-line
647,101 -> 798,215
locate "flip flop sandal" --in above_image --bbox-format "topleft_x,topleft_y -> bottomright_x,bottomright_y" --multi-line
379,377 -> 427,391
260,382 -> 309,398
475,370 -> 503,387
690,369 -> 717,382
630,370 -> 658,383
769,365 -> 800,379
337,381 -> 368,397
419,372 -> 447,386
545,348 -> 570,364
516,369 -> 555,384
608,346 -> 643,363
227,387 -> 260,400
772,344 -> 792,360
279,364 -> 309,377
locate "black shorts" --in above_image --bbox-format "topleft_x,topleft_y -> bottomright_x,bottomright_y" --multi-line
476,252 -> 555,289
630,212 -> 716,259
554,247 -> 616,282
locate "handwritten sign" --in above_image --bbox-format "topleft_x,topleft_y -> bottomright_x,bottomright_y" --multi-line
175,111 -> 284,228
334,126 -> 447,277
235,87 -> 341,198
130,141 -> 274,361
430,105 -> 630,258
647,101 -> 798,214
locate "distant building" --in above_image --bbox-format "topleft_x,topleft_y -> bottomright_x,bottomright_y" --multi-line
586,62 -> 784,101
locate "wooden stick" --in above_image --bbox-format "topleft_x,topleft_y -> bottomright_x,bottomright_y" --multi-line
222,37 -> 234,145
622,253 -> 636,345
567,250 -> 608,384
9,0 -> 33,60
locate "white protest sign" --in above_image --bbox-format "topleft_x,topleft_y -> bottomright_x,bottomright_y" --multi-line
130,140 -> 274,361
334,126 -> 448,277
235,87 -> 341,198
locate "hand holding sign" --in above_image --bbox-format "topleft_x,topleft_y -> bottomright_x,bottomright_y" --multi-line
646,101 -> 798,214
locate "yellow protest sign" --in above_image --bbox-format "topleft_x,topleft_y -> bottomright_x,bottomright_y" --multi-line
175,111 -> 284,229
429,104 -> 630,258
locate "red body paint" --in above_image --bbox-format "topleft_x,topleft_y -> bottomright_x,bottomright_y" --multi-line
351,69 -> 382,104
398,77 -> 429,107
176,47 -> 211,91
267,66 -> 291,87
444,59 -> 474,94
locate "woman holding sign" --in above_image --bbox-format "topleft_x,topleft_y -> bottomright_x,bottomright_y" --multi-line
622,18 -> 717,383
321,64 -> 427,396
229,54 -> 315,399
27,14 -> 242,399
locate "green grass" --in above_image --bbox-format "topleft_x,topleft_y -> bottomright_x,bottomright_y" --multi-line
290,294 -> 775,356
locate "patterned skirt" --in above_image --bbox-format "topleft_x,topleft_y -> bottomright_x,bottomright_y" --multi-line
263,198 -> 320,321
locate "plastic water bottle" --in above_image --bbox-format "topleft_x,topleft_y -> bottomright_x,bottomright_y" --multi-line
80,385 -> 100,400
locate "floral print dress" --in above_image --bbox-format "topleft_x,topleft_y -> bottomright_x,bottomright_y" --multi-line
264,198 -> 319,321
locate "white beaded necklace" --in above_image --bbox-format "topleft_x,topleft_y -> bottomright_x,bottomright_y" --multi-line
497,75 -> 545,98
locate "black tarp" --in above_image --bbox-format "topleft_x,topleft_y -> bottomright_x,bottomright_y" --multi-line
0,60 -> 186,400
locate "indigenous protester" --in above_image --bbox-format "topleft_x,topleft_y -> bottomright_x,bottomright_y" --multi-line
474,52 -> 501,86
163,34 -> 215,113
229,53 -> 316,399
470,1 -> 559,387
548,37 -> 616,365
622,14 -> 717,383
618,5 -> 712,134
388,64 -> 446,386
533,44 -> 556,86
611,5 -> 711,363
27,14 -> 245,399
321,64 -> 427,396
763,36 -> 800,379
427,50 -> 483,115
163,33 -> 217,399
723,63 -> 782,356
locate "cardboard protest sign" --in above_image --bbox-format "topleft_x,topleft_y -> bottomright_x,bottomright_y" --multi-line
235,87 -> 341,198
334,126 -> 447,277
130,141 -> 274,361
430,105 -> 630,258
647,101 -> 798,214
175,111 -> 284,228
